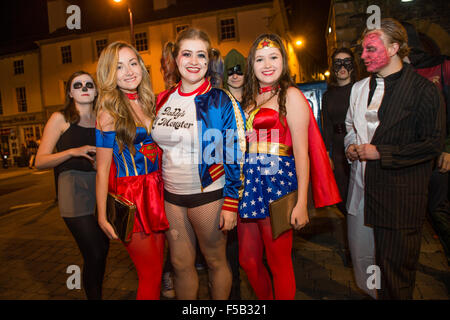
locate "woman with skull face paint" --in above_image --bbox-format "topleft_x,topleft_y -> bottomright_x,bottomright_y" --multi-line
35,71 -> 109,300
155,28 -> 246,299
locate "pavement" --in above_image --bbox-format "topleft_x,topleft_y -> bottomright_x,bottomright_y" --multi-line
0,167 -> 448,300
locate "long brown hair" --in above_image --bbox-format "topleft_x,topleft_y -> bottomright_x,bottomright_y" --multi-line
62,71 -> 97,123
96,41 -> 155,155
241,33 -> 295,117
161,28 -> 220,88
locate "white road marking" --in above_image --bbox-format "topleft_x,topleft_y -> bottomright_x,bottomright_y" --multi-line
10,202 -> 43,210
32,171 -> 51,175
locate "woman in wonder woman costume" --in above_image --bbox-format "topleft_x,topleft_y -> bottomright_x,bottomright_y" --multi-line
95,41 -> 169,300
238,34 -> 341,299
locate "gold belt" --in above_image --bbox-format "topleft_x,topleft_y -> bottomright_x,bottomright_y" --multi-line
247,142 -> 292,156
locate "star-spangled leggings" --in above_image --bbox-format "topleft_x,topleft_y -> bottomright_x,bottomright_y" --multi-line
237,217 -> 295,300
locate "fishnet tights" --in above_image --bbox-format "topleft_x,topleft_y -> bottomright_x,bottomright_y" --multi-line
164,198 -> 232,299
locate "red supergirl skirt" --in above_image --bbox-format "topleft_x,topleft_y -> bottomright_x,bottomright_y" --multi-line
113,171 -> 169,234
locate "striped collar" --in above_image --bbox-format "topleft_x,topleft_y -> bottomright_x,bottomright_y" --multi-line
176,78 -> 211,96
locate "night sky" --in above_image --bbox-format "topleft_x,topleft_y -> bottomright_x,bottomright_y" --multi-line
0,0 -> 331,67
0,0 -> 49,45
285,0 -> 332,69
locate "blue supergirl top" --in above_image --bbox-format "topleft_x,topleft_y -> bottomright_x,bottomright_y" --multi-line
95,126 -> 169,233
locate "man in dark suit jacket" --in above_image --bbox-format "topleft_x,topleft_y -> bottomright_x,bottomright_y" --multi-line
345,18 -> 444,299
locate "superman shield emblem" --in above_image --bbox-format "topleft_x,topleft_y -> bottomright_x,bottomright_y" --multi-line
140,143 -> 158,164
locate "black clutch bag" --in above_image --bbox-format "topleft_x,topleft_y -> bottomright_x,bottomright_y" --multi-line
105,193 -> 136,243
269,191 -> 298,239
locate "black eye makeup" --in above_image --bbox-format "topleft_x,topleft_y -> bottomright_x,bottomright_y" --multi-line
333,58 -> 353,73
73,82 -> 95,89
227,65 -> 243,76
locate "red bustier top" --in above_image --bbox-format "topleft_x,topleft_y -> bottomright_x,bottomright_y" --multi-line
249,108 -> 293,147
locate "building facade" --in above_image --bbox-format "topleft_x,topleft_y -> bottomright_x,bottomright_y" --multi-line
0,0 -> 301,165
0,48 -> 45,163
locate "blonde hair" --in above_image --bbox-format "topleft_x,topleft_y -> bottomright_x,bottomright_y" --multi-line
96,41 -> 155,155
362,18 -> 410,59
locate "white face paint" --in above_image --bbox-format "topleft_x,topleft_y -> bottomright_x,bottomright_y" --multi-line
69,74 -> 97,104
176,39 -> 209,88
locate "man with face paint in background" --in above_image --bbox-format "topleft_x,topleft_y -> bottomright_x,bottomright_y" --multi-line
322,48 -> 359,268
344,18 -> 444,299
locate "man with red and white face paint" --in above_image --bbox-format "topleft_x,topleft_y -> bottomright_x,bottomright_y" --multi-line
361,32 -> 391,73
344,19 -> 444,300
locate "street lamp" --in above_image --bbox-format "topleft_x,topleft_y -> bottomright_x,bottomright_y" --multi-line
113,0 -> 134,47
296,40 -> 303,47
324,70 -> 330,77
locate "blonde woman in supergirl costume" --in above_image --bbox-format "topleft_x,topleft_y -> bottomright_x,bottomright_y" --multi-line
95,41 -> 169,300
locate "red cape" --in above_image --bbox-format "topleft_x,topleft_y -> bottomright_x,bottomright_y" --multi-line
155,86 -> 342,208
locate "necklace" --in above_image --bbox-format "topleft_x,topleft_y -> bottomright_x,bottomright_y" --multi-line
258,85 -> 279,94
125,92 -> 139,100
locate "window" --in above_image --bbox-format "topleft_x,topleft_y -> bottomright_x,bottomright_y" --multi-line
220,18 -> 236,41
135,32 -> 148,52
176,24 -> 189,34
23,127 -> 34,139
96,39 -> 107,58
16,87 -> 27,112
14,60 -> 24,74
35,126 -> 41,140
61,45 -> 72,64
0,91 -> 3,115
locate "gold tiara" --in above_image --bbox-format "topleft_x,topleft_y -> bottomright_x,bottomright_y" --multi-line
256,38 -> 280,50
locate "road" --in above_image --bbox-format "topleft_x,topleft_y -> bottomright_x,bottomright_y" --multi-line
0,168 -> 448,300
0,169 -> 56,218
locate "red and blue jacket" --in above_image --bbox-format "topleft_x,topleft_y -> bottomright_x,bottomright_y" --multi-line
156,79 -> 246,213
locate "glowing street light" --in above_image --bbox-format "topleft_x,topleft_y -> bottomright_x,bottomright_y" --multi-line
112,0 -> 134,46
296,40 -> 303,47
324,70 -> 330,77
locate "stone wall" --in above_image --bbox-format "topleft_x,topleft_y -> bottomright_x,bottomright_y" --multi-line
327,0 -> 450,68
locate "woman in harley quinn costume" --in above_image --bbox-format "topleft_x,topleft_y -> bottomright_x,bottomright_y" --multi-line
95,41 -> 169,300
238,34 -> 341,299
153,28 -> 246,299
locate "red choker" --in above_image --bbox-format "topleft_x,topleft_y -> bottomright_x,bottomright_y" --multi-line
125,92 -> 139,100
259,85 -> 279,94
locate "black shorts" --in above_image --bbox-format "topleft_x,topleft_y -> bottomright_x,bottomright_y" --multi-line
164,188 -> 224,208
